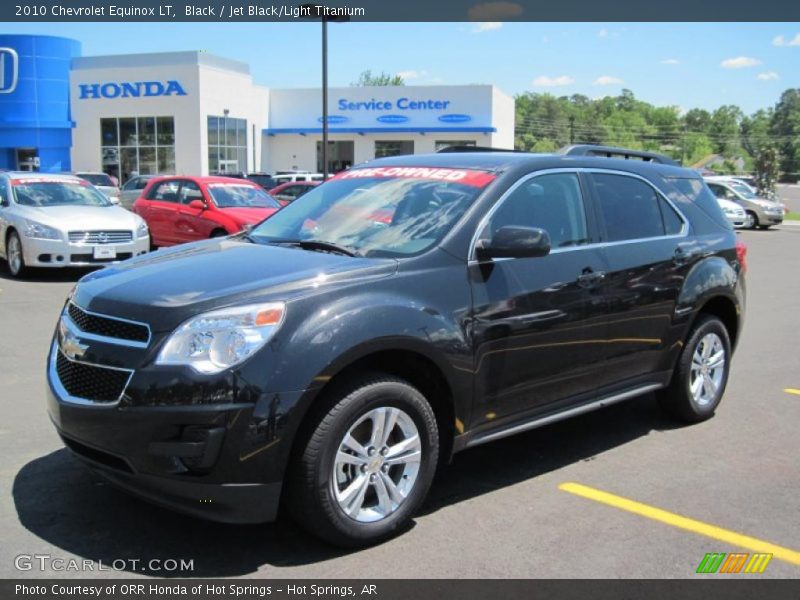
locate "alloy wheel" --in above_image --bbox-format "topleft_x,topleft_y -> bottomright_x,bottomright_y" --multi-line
332,406 -> 422,523
689,332 -> 726,406
8,235 -> 22,275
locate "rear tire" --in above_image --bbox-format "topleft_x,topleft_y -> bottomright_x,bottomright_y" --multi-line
5,231 -> 26,278
287,374 -> 439,547
658,315 -> 731,423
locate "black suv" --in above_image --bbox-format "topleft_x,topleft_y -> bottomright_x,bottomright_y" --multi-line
47,146 -> 746,546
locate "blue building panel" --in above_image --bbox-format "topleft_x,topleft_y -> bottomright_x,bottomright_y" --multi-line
0,34 -> 80,172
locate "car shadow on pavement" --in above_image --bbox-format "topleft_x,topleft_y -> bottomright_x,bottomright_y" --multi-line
13,394 -> 680,577
0,266 -> 92,283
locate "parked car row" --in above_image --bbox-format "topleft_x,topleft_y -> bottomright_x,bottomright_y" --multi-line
704,175 -> 785,230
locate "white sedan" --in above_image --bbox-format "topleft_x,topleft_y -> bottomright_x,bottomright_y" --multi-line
717,197 -> 746,229
0,172 -> 150,278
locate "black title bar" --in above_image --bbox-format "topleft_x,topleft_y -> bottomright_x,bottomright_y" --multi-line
4,0 -> 800,22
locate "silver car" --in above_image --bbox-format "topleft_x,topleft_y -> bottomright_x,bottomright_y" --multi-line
119,174 -> 161,210
0,172 -> 150,278
705,176 -> 784,229
74,172 -> 121,205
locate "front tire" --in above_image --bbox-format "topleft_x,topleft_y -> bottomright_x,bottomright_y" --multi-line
288,374 -> 439,547
658,315 -> 731,423
5,231 -> 26,278
745,211 -> 758,230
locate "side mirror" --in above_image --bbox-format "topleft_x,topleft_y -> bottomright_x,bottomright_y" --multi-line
476,226 -> 551,260
188,199 -> 206,210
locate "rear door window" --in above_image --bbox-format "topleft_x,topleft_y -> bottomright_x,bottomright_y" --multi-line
148,180 -> 181,202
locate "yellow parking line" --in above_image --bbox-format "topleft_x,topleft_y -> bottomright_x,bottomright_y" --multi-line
559,482 -> 800,566
784,388 -> 800,396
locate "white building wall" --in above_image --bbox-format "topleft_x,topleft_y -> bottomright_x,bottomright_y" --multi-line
69,53 -> 515,178
70,62 -> 202,175
195,66 -> 269,174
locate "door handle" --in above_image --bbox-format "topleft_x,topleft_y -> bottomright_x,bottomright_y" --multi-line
577,268 -> 606,287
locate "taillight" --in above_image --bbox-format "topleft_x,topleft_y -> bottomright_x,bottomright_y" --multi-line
735,240 -> 747,274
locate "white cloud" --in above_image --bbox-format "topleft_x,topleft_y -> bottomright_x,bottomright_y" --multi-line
773,34 -> 800,47
467,1 -> 523,21
757,71 -> 780,81
661,58 -> 680,65
472,22 -> 502,33
532,75 -> 575,87
397,70 -> 426,80
721,56 -> 762,69
597,28 -> 620,39
594,75 -> 624,85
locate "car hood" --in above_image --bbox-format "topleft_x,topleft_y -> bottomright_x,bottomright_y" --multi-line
16,204 -> 142,231
717,199 -> 744,213
73,238 -> 398,332
218,206 -> 279,224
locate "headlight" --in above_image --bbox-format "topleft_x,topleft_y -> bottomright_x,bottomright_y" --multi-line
23,219 -> 61,240
156,303 -> 285,374
136,220 -> 149,238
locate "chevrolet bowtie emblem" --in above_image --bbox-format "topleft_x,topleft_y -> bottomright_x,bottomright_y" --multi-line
59,319 -> 88,360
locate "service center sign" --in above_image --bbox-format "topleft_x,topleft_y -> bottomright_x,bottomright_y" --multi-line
270,86 -> 494,130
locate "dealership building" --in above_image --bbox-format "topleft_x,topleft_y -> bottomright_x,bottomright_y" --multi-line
0,34 -> 514,180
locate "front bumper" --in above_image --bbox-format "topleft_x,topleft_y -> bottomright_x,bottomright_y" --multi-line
46,336 -> 305,524
22,235 -> 150,268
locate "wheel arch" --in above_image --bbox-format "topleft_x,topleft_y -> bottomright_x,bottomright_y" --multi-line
693,295 -> 740,350
285,345 -> 459,480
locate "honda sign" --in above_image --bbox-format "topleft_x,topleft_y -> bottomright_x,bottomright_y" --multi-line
0,47 -> 19,94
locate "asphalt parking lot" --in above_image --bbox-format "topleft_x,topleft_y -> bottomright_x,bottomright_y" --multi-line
1,226 -> 799,579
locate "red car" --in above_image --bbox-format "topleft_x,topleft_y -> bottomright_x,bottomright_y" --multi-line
268,181 -> 319,206
133,176 -> 281,247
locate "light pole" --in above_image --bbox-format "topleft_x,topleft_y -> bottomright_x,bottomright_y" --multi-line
301,6 -> 349,180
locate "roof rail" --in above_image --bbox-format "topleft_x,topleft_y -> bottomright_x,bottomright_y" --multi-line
559,145 -> 680,166
436,145 -> 519,153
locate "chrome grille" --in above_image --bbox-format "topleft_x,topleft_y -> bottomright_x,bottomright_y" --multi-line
67,303 -> 150,345
68,230 -> 133,244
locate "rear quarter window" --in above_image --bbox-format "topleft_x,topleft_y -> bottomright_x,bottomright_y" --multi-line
662,176 -> 731,230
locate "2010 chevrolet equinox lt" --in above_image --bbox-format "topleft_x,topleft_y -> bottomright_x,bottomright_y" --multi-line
47,146 -> 746,546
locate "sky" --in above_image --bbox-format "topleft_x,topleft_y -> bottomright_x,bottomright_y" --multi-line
4,21 -> 799,114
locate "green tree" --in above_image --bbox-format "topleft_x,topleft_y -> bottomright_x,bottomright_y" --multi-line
753,144 -> 781,196
351,70 -> 404,86
771,89 -> 800,180
709,105 -> 743,155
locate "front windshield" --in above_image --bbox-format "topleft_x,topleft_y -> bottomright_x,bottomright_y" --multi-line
729,182 -> 757,199
207,184 -> 281,209
248,167 -> 496,257
12,178 -> 112,207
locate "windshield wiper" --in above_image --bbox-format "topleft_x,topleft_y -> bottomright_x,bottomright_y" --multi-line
268,239 -> 360,257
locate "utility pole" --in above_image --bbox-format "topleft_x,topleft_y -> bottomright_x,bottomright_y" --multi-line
569,115 -> 576,144
681,123 -> 688,166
